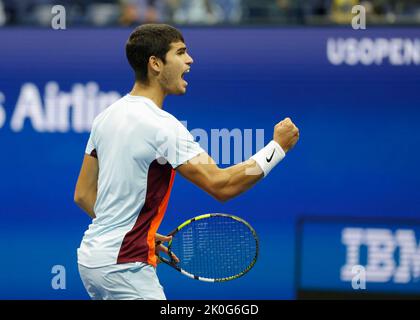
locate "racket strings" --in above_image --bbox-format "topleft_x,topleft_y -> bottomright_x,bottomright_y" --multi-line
170,216 -> 257,279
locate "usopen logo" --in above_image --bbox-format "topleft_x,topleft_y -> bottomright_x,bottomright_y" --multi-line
327,38 -> 420,66
341,227 -> 420,284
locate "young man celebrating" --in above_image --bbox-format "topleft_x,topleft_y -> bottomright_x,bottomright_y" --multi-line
74,24 -> 299,300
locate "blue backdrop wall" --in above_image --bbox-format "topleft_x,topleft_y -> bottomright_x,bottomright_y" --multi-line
0,27 -> 419,299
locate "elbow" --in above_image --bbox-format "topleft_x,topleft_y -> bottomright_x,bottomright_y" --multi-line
73,188 -> 96,219
74,190 -> 84,206
208,173 -> 233,203
213,191 -> 230,203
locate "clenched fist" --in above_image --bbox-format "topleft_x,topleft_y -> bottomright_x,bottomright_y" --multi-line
273,117 -> 299,153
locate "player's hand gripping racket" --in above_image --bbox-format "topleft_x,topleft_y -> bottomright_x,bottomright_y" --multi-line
156,213 -> 259,282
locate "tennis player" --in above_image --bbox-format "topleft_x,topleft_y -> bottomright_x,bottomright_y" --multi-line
74,24 -> 299,300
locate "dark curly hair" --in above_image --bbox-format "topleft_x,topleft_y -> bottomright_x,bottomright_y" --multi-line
125,24 -> 185,83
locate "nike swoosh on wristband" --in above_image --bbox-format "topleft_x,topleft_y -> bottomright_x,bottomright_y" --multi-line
266,149 -> 275,162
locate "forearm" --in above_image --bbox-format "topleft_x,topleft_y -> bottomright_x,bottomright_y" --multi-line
178,149 -> 278,202
213,140 -> 287,201
213,159 -> 264,201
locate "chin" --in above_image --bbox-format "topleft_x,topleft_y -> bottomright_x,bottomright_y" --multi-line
172,87 -> 187,95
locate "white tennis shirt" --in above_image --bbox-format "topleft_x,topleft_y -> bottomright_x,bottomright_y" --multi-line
77,94 -> 204,268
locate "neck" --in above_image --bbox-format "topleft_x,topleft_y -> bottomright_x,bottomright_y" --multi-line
129,80 -> 166,109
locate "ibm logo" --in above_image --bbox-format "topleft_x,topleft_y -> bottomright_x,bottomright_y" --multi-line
341,228 -> 420,284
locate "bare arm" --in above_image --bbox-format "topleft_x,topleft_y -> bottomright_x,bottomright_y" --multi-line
74,154 -> 99,218
176,152 -> 264,202
177,117 -> 299,202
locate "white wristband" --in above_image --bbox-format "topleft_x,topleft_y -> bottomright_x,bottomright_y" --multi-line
250,140 -> 285,177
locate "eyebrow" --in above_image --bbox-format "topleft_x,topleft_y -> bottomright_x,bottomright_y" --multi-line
176,47 -> 187,53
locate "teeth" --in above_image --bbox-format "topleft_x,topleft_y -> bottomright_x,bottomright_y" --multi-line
182,69 -> 190,79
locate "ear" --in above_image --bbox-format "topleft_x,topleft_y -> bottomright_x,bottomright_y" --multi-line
148,56 -> 162,74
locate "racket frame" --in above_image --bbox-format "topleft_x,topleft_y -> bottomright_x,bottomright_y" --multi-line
157,213 -> 259,282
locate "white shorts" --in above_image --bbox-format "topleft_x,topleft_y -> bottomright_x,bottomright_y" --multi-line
78,262 -> 166,300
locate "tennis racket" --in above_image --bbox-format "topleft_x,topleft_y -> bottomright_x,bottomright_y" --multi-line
157,213 -> 259,282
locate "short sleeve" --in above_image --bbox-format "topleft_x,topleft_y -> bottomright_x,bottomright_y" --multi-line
85,128 -> 97,158
156,119 -> 205,169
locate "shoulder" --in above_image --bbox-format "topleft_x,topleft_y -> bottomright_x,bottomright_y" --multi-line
90,96 -> 128,130
161,112 -> 189,132
92,98 -> 121,124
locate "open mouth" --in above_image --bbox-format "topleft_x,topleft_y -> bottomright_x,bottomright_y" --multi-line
181,69 -> 190,85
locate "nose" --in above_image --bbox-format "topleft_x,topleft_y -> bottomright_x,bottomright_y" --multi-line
186,53 -> 193,65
